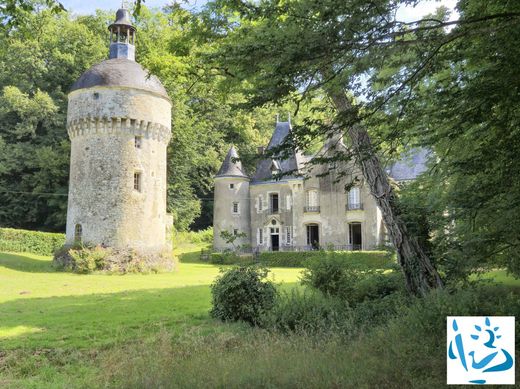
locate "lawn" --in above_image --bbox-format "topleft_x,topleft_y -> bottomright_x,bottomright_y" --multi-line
1,249 -> 519,388
0,251 -> 303,351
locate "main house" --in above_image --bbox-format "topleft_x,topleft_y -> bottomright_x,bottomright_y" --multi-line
213,119 -> 426,252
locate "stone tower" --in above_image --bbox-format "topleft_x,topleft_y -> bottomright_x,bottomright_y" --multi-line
213,146 -> 250,251
65,7 -> 173,254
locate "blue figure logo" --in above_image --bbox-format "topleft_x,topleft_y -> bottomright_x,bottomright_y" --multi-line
449,317 -> 514,384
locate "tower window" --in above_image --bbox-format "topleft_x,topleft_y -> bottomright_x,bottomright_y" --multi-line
229,183 -> 234,189
74,224 -> 82,242
232,202 -> 239,214
134,136 -> 142,149
93,92 -> 99,100
134,172 -> 142,192
233,229 -> 238,236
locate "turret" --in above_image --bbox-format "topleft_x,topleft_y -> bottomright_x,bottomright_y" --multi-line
213,146 -> 251,251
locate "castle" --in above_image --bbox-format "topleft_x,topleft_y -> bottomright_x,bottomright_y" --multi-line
213,119 -> 426,252
65,7 -> 172,255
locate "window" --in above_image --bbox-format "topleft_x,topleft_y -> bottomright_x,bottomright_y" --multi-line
347,187 -> 362,210
74,224 -> 82,242
269,193 -> 279,213
93,92 -> 99,100
306,190 -> 319,207
134,136 -> 142,149
285,226 -> 292,244
258,196 -> 263,211
229,183 -> 235,189
233,229 -> 238,236
232,202 -> 239,214
286,195 -> 292,210
258,228 -> 263,245
134,172 -> 142,192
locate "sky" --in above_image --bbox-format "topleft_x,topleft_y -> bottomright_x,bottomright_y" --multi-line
61,0 -> 459,22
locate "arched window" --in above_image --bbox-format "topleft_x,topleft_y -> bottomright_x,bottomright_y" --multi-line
74,224 -> 83,242
305,189 -> 320,212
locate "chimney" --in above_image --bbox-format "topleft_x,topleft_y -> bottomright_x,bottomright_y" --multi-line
258,146 -> 265,155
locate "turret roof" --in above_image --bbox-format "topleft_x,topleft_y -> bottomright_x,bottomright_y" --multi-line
216,146 -> 249,178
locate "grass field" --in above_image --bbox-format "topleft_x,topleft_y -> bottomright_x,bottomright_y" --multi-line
0,251 -> 302,351
1,247 -> 519,388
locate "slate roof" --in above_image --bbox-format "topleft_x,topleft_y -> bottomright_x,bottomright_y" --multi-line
70,59 -> 169,99
216,146 -> 249,178
252,121 -> 304,182
387,148 -> 429,181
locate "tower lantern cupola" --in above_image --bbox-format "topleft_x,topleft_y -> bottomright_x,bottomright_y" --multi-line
108,7 -> 136,61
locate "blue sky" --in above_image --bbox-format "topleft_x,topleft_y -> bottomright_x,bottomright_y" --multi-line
61,0 -> 458,21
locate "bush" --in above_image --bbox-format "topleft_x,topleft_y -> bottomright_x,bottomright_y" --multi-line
209,252 -> 252,265
210,266 -> 277,325
264,289 -> 353,336
0,227 -> 65,256
172,228 -> 213,246
257,250 -> 393,268
302,257 -> 404,305
53,245 -> 175,274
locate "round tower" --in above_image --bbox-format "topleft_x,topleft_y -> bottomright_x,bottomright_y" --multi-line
213,146 -> 251,251
65,7 -> 173,254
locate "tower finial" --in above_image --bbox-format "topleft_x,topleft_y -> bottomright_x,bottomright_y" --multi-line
108,6 -> 136,60
276,113 -> 279,123
287,112 -> 291,124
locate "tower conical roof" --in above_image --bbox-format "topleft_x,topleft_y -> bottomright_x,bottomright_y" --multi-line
216,146 -> 248,178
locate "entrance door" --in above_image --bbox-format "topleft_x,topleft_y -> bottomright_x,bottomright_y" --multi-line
349,222 -> 362,250
306,224 -> 320,249
271,234 -> 280,251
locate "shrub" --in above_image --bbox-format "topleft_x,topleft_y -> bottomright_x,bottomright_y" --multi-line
257,250 -> 393,268
264,289 -> 353,336
172,227 -> 213,246
301,256 -> 360,299
302,256 -> 404,305
53,245 -> 175,274
210,266 -> 277,325
209,252 -> 252,265
0,227 -> 65,256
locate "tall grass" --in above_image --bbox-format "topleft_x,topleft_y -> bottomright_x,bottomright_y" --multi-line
92,284 -> 520,389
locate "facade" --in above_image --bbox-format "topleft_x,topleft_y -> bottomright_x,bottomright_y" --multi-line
65,8 -> 173,254
213,120 -> 426,252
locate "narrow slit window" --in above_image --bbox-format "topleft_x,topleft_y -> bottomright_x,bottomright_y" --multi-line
74,224 -> 82,242
134,135 -> 142,149
134,172 -> 142,192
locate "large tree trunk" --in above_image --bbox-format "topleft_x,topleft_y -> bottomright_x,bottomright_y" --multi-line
329,90 -> 443,296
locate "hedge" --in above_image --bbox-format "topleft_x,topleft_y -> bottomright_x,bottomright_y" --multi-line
208,250 -> 395,269
258,251 -> 394,269
0,228 -> 66,256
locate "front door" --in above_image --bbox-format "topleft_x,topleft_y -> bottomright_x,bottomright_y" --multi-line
349,222 -> 362,250
306,224 -> 319,249
271,234 -> 280,251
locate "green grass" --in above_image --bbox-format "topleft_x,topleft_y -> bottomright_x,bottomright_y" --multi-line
1,248 -> 519,388
0,251 -> 303,351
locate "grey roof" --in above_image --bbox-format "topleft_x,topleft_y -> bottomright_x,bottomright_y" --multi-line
70,59 -> 169,99
216,146 -> 249,178
387,148 -> 430,181
252,121 -> 303,182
